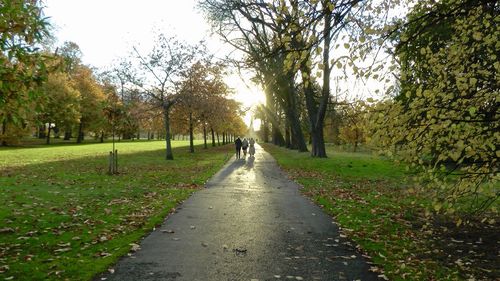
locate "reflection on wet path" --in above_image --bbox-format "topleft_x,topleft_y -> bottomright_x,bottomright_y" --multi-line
99,142 -> 380,281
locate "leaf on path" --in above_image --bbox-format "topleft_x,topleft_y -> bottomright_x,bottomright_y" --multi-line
369,266 -> 382,273
162,229 -> 174,234
378,274 -> 389,280
233,247 -> 247,256
201,242 -> 208,247
130,243 -> 140,252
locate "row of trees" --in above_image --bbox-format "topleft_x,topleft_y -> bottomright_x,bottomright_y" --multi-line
200,0 -> 385,157
201,0 -> 498,217
0,1 -> 247,160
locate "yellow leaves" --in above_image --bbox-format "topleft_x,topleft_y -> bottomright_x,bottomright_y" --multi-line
469,77 -> 478,88
315,46 -> 322,56
433,202 -> 442,212
343,43 -> 350,49
468,106 -> 477,116
326,2 -> 336,12
472,31 -> 482,41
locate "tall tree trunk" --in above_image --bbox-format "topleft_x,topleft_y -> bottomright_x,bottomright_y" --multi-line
163,105 -> 174,160
217,132 -> 220,146
100,131 -> 105,143
46,125 -> 51,144
77,122 -> 84,143
211,128 -> 216,147
284,101 -> 307,152
189,112 -> 194,153
222,132 -> 226,145
298,7 -> 331,158
203,123 -> 207,149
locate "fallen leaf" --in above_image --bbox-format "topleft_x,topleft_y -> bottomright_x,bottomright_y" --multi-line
0,265 -> 9,273
130,243 -> 140,252
0,227 -> 15,234
54,247 -> 71,253
378,274 -> 389,280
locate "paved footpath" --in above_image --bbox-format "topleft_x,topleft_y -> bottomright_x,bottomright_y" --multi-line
97,144 -> 380,281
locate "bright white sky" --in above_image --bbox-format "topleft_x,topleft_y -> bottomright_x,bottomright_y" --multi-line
43,0 -> 393,130
44,0 -> 265,127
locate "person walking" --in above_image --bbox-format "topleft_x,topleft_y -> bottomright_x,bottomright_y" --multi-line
235,137 -> 242,159
242,137 -> 249,157
249,138 -> 255,156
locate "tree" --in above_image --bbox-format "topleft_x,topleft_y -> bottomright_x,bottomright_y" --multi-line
372,0 -> 499,217
72,66 -> 107,143
0,0 -> 50,145
131,34 -> 198,160
200,0 -> 371,157
177,61 -> 232,152
38,72 -> 81,144
337,100 -> 367,152
199,0 -> 309,152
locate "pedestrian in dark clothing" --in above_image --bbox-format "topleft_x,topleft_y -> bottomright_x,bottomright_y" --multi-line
235,137 -> 242,159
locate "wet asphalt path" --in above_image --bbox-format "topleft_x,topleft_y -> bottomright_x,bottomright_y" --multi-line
98,144 -> 380,281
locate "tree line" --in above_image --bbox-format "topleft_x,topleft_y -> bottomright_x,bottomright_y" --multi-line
0,1 -> 247,160
199,0 -> 498,219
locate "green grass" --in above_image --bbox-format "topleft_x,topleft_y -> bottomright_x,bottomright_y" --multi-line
0,140 -> 232,280
262,144 -> 472,281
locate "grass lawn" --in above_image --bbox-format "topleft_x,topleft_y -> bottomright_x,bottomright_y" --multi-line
262,143 -> 498,281
0,140 -> 232,281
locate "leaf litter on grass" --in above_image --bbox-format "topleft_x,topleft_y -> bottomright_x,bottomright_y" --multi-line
262,143 -> 498,281
0,141 -> 232,280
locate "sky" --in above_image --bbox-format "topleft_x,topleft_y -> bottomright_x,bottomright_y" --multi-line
43,0 -> 391,130
43,0 -> 265,127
